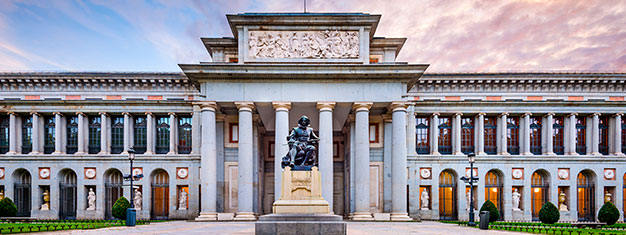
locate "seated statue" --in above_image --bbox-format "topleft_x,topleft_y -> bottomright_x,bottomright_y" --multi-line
281,115 -> 319,169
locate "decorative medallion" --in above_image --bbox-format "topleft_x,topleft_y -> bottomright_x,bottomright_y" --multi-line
512,168 -> 524,180
465,168 -> 478,178
39,167 -> 51,179
419,168 -> 432,179
558,168 -> 570,180
0,167 -> 4,179
604,168 -> 616,180
132,167 -> 143,177
177,167 -> 189,179
84,168 -> 96,179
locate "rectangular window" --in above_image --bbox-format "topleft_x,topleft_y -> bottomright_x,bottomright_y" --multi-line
66,116 -> 78,154
178,116 -> 192,154
438,117 -> 452,154
529,117 -> 542,155
134,116 -> 147,154
155,116 -> 170,154
622,117 -> 626,154
415,117 -> 430,154
0,116 -> 8,154
88,116 -> 101,154
576,117 -> 586,155
369,123 -> 379,143
229,123 -> 238,143
461,117 -> 474,154
599,116 -> 608,155
484,117 -> 497,155
507,117 -> 520,155
553,116 -> 564,155
22,116 -> 32,154
44,116 -> 55,154
111,116 -> 124,154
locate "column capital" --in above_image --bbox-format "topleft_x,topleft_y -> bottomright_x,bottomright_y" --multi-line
167,112 -> 177,116
568,112 -> 578,117
523,112 -> 532,117
382,114 -> 393,122
198,101 -> 218,112
235,101 -> 255,112
544,112 -> 555,117
53,112 -> 63,116
352,102 -> 373,112
499,112 -> 509,117
30,111 -> 40,116
7,111 -> 17,116
388,101 -> 409,112
432,112 -> 440,117
216,114 -> 226,122
592,112 -> 601,117
272,101 -> 292,111
477,112 -> 486,116
98,112 -> 108,116
347,114 -> 355,123
122,112 -> 131,116
145,112 -> 153,116
454,112 -> 463,117
75,112 -> 86,116
316,101 -> 335,112
614,113 -> 623,117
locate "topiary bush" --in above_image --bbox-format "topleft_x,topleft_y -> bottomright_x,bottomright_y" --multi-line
538,202 -> 560,224
479,200 -> 500,222
112,196 -> 130,220
0,197 -> 18,217
598,202 -> 620,225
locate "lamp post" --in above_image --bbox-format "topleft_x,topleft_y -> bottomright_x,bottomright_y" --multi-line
467,153 -> 476,226
126,148 -> 137,226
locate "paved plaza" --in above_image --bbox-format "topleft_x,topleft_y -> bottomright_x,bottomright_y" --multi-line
38,221 -> 526,235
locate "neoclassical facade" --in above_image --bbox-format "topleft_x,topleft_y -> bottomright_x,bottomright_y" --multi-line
0,13 -> 624,222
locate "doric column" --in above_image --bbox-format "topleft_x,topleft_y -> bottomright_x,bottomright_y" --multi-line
7,112 -> 17,155
122,113 -> 131,154
99,112 -> 108,154
145,112 -> 154,154
196,102 -> 218,221
476,113 -> 486,155
521,113 -> 532,155
406,104 -> 418,156
453,113 -> 463,155
614,113 -> 624,156
76,112 -> 86,154
234,102 -> 256,220
52,112 -> 63,155
431,113 -> 440,155
544,113 -> 555,155
317,101 -> 335,211
568,113 -> 579,155
352,102 -> 373,220
272,102 -> 291,201
168,112 -> 177,154
499,113 -> 509,155
591,113 -> 601,156
389,102 -> 411,221
191,106 -> 201,154
30,112 -> 41,154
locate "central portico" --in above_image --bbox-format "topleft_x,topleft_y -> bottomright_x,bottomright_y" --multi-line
180,13 -> 427,221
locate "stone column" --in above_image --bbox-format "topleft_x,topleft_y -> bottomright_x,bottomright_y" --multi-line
272,102 -> 291,200
7,112 -> 17,155
406,105 -> 418,156
389,102 -> 411,221
53,112 -> 63,154
544,113 -> 555,155
591,113 -> 601,156
191,106 -> 201,154
317,102 -> 335,211
615,113 -> 624,156
499,113 -> 509,155
234,102 -> 256,220
30,112 -> 41,154
431,113 -> 440,155
145,112 -> 154,154
476,113 -> 486,155
352,102 -> 373,220
76,112 -> 86,154
522,113 -> 532,155
168,112 -> 177,154
122,113 -> 131,154
568,113 -> 578,155
99,112 -> 108,154
453,113 -> 463,155
196,102 -> 218,221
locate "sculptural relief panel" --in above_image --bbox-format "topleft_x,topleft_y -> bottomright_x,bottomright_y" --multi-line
248,30 -> 359,59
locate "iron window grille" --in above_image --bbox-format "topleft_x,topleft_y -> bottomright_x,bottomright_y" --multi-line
66,116 -> 78,154
178,116 -> 192,154
599,116 -> 609,155
110,116 -> 124,154
44,116 -> 55,154
156,116 -> 170,154
0,116 -> 9,154
529,117 -> 542,155
88,116 -> 101,154
134,116 -> 147,154
415,117 -> 430,154
484,117 -> 497,154
461,117 -> 474,154
438,117 -> 452,154
21,116 -> 32,154
507,117 -> 520,155
553,116 -> 565,155
576,117 -> 587,155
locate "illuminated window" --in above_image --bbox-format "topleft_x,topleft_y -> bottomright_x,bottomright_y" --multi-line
576,117 -> 586,155
21,116 -> 32,154
369,123 -> 379,143
415,117 -> 429,154
438,117 -> 452,154
461,117 -> 474,154
66,116 -> 78,154
229,123 -> 239,143
178,116 -> 192,154
507,117 -> 520,155
553,116 -> 564,155
531,172 -> 549,220
485,170 -> 503,221
529,117 -> 542,155
439,171 -> 457,220
577,171 -> 595,222
484,117 -> 497,154
599,116 -> 608,155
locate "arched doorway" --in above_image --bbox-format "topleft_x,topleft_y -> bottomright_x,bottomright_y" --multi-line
13,169 -> 31,217
105,169 -> 124,219
485,170 -> 503,220
59,169 -> 77,219
531,170 -> 549,220
439,170 -> 457,220
577,170 -> 595,221
151,169 -> 169,219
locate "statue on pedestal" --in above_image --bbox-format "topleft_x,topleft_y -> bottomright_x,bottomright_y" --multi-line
512,188 -> 521,211
421,189 -> 430,210
281,115 -> 319,169
559,191 -> 568,211
134,189 -> 142,210
179,190 -> 188,210
41,190 -> 50,210
86,188 -> 96,210
605,190 -> 612,203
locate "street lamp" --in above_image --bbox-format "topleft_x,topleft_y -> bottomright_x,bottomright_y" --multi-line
460,153 -> 477,226
126,148 -> 137,226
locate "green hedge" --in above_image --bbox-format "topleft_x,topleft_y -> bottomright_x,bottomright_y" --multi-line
479,200 -> 499,222
112,197 -> 130,220
0,198 -> 18,217
538,202 -> 560,224
598,202 -> 620,225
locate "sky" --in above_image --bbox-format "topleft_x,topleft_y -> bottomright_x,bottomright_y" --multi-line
0,0 -> 624,72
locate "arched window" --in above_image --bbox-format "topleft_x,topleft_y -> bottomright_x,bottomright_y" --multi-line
105,170 -> 124,219
152,170 -> 169,219
531,171 -> 549,220
461,117 -> 474,154
59,169 -> 77,219
438,117 -> 452,154
439,170 -> 457,220
13,169 -> 31,217
485,170 -> 503,220
415,117 -> 430,154
577,171 -> 595,221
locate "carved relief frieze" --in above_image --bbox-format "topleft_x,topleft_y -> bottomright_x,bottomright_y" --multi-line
248,30 -> 359,59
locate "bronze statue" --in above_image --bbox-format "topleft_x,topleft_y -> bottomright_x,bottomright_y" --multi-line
281,115 -> 319,169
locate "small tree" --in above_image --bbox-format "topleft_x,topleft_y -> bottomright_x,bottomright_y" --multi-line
479,200 -> 500,222
0,197 -> 18,217
112,196 -> 130,220
598,202 -> 620,225
538,202 -> 560,224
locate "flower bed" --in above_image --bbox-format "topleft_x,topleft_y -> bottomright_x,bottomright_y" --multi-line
0,219 -> 155,234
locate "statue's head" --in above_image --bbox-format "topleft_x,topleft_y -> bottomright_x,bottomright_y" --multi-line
298,115 -> 310,127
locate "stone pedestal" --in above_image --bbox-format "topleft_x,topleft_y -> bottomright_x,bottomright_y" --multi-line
511,210 -> 524,221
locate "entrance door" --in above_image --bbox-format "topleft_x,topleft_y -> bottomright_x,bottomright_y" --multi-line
13,170 -> 31,217
59,170 -> 77,220
439,171 -> 457,220
151,170 -> 169,219
577,171 -> 595,221
105,170 -> 124,219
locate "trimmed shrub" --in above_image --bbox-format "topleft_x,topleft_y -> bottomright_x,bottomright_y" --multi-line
0,197 -> 18,217
598,201 -> 620,225
479,200 -> 500,222
538,202 -> 560,224
112,197 -> 130,220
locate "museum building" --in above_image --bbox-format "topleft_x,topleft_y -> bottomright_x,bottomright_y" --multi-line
0,12 -> 625,222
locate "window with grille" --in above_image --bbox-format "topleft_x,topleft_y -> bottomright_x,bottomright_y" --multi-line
552,116 -> 564,155
0,116 -> 8,154
134,116 -> 147,154
576,117 -> 586,154
622,118 -> 626,154
44,116 -> 55,154
507,117 -> 520,155
178,116 -> 192,154
484,117 -> 497,155
415,117 -> 430,154
599,116 -> 608,155
156,116 -> 170,154
22,116 -> 32,154
529,117 -> 542,155
88,116 -> 101,154
66,116 -> 78,154
111,116 -> 124,154
438,117 -> 452,154
461,117 -> 474,154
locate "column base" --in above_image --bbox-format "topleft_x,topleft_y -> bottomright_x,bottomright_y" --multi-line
498,152 -> 510,156
51,151 -> 63,155
98,151 -> 109,155
453,151 -> 464,156
350,212 -> 374,221
144,151 -> 154,155
614,153 -> 625,157
167,151 -> 176,155
121,151 -> 128,155
234,212 -> 256,221
477,151 -> 487,156
75,151 -> 86,155
6,151 -> 16,155
521,152 -> 533,156
195,212 -> 218,221
591,152 -> 602,156
431,151 -> 441,156
390,213 -> 412,221
29,151 -> 41,155
568,152 -> 579,156
544,152 -> 556,156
